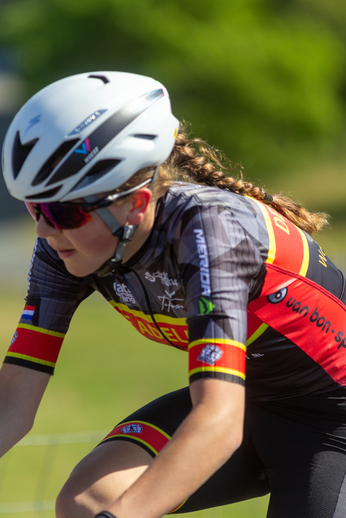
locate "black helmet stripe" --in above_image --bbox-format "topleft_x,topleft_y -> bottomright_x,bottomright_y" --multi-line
46,89 -> 164,187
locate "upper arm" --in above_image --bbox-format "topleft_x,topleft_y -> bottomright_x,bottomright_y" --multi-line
174,206 -> 261,387
189,377 -> 245,450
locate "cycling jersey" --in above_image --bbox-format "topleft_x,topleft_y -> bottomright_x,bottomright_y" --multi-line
5,183 -> 346,406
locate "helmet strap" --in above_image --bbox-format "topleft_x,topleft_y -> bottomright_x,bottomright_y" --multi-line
84,166 -> 159,276
84,195 -> 137,277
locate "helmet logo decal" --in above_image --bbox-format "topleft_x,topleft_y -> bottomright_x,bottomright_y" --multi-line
74,138 -> 91,155
67,110 -> 107,136
25,115 -> 41,135
46,88 -> 164,186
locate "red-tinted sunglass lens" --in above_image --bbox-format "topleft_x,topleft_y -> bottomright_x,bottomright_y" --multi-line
28,202 -> 92,230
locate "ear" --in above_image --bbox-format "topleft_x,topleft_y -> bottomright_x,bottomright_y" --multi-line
126,188 -> 152,226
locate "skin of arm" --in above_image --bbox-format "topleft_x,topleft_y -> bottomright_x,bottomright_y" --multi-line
106,377 -> 245,518
0,363 -> 50,457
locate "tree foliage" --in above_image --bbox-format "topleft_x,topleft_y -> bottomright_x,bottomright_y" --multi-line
0,0 -> 345,181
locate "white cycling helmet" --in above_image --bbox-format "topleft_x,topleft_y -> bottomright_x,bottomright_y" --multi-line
2,71 -> 179,202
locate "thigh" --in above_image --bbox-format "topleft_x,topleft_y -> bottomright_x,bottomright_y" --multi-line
58,388 -> 270,515
101,387 -> 270,513
249,404 -> 346,518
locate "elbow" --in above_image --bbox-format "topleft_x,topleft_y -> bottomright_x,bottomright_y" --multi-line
232,427 -> 244,452
13,413 -> 36,446
23,416 -> 35,437
222,424 -> 243,457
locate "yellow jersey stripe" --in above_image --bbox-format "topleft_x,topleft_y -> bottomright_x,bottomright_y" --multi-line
17,324 -> 65,338
189,366 -> 246,380
297,227 -> 310,277
6,352 -> 56,367
247,323 -> 268,346
188,338 -> 246,351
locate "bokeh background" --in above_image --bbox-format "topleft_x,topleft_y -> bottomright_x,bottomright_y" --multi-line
0,1 -> 346,516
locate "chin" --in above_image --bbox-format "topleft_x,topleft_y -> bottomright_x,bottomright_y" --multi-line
64,261 -> 95,277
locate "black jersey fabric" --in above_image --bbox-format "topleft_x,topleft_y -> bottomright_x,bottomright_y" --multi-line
5,183 -> 346,412
6,183 -> 346,517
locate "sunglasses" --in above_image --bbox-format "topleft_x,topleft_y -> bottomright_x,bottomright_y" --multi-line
26,177 -> 153,230
27,201 -> 94,229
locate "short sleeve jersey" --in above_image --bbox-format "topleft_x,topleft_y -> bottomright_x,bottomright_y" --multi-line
5,183 -> 346,405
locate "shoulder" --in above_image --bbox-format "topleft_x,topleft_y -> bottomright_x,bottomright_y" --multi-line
162,183 -> 262,238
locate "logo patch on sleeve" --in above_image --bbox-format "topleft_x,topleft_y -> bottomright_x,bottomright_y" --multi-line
199,296 -> 215,315
121,424 -> 143,434
197,345 -> 223,365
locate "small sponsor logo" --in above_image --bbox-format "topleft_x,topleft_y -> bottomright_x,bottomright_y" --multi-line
193,229 -> 210,296
246,353 -> 264,360
74,138 -> 91,155
144,271 -> 178,287
85,146 -> 99,164
68,110 -> 107,136
122,424 -> 143,434
74,139 -> 100,164
197,344 -> 223,365
199,296 -> 215,315
267,287 -> 288,304
25,115 -> 41,134
114,283 -> 136,305
158,291 -> 184,312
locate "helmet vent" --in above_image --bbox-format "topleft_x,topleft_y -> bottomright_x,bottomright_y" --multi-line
12,132 -> 38,179
88,74 -> 110,84
25,185 -> 62,200
71,159 -> 121,191
133,134 -> 157,140
32,139 -> 80,186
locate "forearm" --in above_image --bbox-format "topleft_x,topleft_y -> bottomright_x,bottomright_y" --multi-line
0,405 -> 32,457
0,364 -> 50,457
107,381 -> 244,518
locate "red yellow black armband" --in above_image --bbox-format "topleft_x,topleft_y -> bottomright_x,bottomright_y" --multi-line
188,338 -> 246,385
4,324 -> 65,375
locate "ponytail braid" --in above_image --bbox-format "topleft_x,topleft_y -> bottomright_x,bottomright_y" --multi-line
164,127 -> 329,236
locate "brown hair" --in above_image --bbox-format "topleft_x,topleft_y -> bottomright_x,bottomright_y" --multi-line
118,125 -> 329,236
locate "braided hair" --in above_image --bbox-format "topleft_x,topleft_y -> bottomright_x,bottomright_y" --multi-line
164,128 -> 329,236
115,125 -> 329,236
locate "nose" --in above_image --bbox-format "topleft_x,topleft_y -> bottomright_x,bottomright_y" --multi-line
36,214 -> 61,239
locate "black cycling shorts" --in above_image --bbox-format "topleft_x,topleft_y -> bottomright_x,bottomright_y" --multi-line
99,387 -> 346,518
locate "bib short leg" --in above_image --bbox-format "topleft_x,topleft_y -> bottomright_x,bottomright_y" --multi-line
99,388 -> 346,518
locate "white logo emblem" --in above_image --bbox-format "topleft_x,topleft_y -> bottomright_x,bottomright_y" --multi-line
158,291 -> 184,312
122,424 -> 143,434
197,345 -> 223,365
145,271 -> 178,287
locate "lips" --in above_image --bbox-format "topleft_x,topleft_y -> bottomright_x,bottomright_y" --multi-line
57,249 -> 75,258
51,247 -> 75,259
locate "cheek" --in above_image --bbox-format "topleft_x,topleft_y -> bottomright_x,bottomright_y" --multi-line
65,220 -> 116,257
80,233 -> 117,257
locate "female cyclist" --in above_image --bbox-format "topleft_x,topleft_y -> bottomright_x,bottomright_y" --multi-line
1,71 -> 346,518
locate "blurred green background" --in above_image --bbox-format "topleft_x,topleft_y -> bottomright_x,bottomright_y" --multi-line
0,0 -> 346,516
